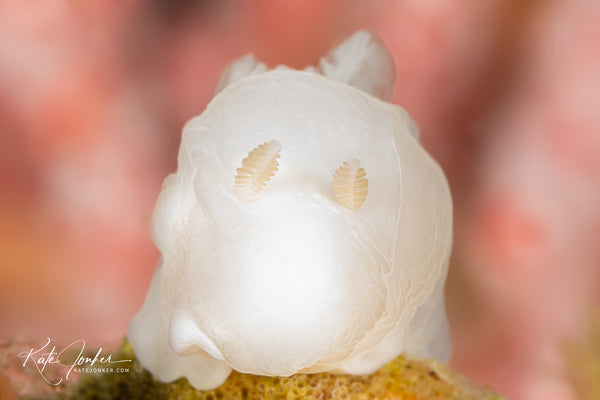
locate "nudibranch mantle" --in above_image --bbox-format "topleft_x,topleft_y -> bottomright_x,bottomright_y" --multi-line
128,31 -> 453,390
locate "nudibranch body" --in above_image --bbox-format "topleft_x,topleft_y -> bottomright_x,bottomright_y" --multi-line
128,31 -> 453,390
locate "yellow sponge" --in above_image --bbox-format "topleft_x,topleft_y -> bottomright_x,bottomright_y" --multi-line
66,341 -> 504,400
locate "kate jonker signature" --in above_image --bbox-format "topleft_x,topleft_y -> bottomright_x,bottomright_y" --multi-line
18,337 -> 132,385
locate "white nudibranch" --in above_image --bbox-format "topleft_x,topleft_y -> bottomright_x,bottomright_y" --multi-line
128,30 -> 453,390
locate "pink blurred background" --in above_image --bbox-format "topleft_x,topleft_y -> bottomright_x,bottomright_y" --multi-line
1,1 -> 599,399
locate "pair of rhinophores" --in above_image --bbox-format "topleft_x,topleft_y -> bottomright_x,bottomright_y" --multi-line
128,31 -> 453,390
235,139 -> 368,211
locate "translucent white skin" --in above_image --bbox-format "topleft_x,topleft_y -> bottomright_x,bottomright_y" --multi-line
128,31 -> 452,390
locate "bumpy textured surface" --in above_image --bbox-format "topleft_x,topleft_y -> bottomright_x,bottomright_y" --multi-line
63,341 -> 504,400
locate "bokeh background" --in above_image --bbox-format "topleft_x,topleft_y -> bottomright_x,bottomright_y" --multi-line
1,1 -> 599,399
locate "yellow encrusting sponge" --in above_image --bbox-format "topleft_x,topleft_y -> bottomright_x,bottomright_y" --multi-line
63,340 -> 505,400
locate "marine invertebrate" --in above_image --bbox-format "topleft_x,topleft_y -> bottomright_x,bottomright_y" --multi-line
128,30 -> 453,390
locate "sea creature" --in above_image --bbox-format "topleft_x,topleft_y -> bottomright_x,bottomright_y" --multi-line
128,31 -> 453,390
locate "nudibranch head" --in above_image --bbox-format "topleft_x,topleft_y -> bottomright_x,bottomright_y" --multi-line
128,30 -> 453,390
